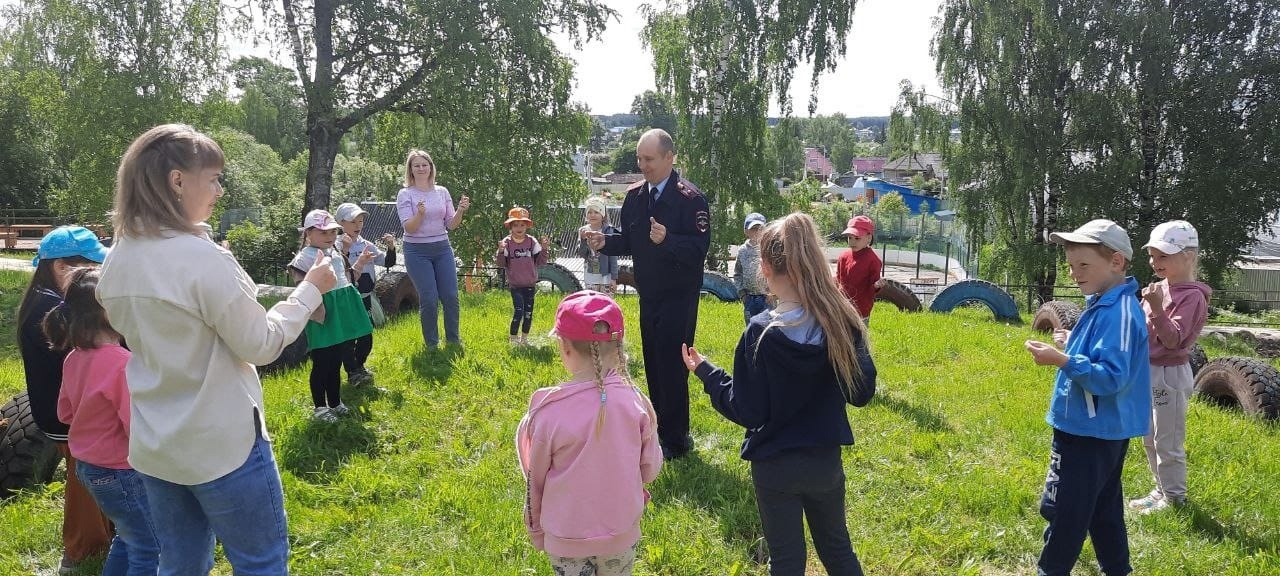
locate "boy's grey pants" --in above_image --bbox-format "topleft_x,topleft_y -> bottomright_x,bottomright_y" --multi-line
1142,363 -> 1194,502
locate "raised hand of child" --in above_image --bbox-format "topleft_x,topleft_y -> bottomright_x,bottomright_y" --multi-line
1024,339 -> 1068,367
681,343 -> 705,372
1142,283 -> 1164,310
304,253 -> 338,293
380,233 -> 396,246
355,245 -> 376,268
498,238 -> 509,253
539,234 -> 551,248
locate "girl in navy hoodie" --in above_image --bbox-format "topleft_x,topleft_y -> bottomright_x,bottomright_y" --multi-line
683,212 -> 876,576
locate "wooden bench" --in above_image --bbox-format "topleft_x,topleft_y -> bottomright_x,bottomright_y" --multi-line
0,232 -> 15,249
6,224 -> 55,237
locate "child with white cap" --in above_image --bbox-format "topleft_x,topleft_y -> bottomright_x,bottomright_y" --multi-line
576,196 -> 619,294
1129,220 -> 1211,514
289,209 -> 374,422
516,291 -> 662,575
735,212 -> 769,324
334,202 -> 397,386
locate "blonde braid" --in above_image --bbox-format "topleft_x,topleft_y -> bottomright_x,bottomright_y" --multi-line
591,341 -> 607,436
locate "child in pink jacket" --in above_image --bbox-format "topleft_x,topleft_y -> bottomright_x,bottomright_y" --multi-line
516,291 -> 663,575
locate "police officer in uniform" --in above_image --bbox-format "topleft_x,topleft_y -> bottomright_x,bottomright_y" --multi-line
583,128 -> 710,460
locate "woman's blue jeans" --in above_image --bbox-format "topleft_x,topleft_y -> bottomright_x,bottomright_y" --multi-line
76,462 -> 160,576
403,239 -> 461,346
139,433 -> 289,576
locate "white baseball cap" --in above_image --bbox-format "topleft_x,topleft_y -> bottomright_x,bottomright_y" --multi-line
1142,220 -> 1198,255
300,209 -> 343,231
1048,219 -> 1133,260
334,203 -> 368,223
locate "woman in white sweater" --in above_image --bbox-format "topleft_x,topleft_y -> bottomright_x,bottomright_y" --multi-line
97,124 -> 337,574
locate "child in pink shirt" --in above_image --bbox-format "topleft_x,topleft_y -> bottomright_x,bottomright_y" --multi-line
46,268 -> 158,575
516,291 -> 663,575
496,206 -> 550,346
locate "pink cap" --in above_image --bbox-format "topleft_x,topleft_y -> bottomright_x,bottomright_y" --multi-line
552,291 -> 624,342
300,209 -> 343,231
843,215 -> 875,236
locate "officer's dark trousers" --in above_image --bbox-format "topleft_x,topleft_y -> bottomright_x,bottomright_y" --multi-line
638,288 -> 699,452
1038,429 -> 1132,576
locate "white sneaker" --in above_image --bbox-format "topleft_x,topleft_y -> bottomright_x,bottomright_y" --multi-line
519,334 -> 528,346
311,407 -> 338,423
1128,490 -> 1163,512
509,335 -> 520,347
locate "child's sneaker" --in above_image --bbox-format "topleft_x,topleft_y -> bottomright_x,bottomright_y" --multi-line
519,333 -> 528,346
349,369 -> 374,387
509,335 -> 520,347
311,407 -> 338,423
1127,490 -> 1163,512
330,404 -> 351,417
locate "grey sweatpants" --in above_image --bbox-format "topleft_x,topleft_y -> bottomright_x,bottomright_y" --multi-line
1142,362 -> 1194,502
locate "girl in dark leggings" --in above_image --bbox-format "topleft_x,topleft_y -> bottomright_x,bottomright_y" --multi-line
684,213 -> 877,576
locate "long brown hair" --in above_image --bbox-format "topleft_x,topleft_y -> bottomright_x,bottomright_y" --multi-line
16,256 -> 95,353
758,213 -> 869,401
42,268 -> 117,351
112,124 -> 225,238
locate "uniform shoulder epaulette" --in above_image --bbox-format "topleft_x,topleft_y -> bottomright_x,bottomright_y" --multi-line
677,179 -> 702,198
626,180 -> 646,194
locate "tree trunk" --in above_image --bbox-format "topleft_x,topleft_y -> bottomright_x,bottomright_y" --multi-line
304,119 -> 341,213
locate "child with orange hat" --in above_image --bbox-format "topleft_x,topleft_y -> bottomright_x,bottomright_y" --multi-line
497,206 -> 551,346
835,215 -> 887,323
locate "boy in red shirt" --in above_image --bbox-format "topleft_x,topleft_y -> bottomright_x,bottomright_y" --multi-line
835,215 -> 885,323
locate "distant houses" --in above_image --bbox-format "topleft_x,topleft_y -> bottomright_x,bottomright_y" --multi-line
850,157 -> 886,178
882,152 -> 947,189
804,147 -> 836,182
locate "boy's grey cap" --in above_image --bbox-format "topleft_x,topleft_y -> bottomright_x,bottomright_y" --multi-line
743,212 -> 766,230
1049,219 -> 1133,260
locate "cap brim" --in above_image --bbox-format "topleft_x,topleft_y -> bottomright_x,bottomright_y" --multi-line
1141,240 -> 1182,254
86,246 -> 109,263
1048,231 -> 1100,246
745,222 -> 764,229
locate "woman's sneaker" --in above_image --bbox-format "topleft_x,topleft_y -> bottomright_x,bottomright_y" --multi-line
311,407 -> 338,423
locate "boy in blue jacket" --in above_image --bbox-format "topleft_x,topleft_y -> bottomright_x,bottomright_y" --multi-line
1024,219 -> 1151,576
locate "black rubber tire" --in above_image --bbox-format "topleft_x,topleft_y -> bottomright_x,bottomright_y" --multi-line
1194,356 -> 1280,419
1188,342 -> 1208,377
537,263 -> 584,293
375,270 -> 419,316
929,279 -> 1022,323
700,271 -> 739,302
1,392 -> 63,499
875,278 -> 922,312
1032,300 -> 1082,333
259,333 -> 310,375
612,265 -> 736,302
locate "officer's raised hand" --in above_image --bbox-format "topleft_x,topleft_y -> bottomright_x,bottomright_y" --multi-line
582,229 -> 605,250
649,217 -> 667,245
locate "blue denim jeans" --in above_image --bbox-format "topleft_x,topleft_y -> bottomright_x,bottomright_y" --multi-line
742,293 -> 769,324
140,434 -> 289,576
403,240 -> 461,346
76,462 -> 160,576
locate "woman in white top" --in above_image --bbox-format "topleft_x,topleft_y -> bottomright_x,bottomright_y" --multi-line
97,124 -> 337,575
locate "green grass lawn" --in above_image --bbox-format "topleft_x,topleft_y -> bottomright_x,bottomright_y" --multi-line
1,270 -> 1277,574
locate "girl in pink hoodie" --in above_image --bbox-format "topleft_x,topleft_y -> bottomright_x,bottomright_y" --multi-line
1129,220 -> 1212,514
516,291 -> 663,575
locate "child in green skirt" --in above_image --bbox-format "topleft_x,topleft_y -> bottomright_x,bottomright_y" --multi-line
289,209 -> 374,422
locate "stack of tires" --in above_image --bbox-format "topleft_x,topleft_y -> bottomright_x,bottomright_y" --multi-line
0,392 -> 61,498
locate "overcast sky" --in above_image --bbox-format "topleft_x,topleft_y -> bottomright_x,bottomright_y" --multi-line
552,0 -> 946,117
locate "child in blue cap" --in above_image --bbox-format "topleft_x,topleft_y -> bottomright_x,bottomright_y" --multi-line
735,213 -> 769,324
18,226 -> 114,573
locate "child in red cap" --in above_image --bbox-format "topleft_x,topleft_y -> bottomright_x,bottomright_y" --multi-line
497,206 -> 550,346
516,291 -> 663,575
835,215 -> 886,323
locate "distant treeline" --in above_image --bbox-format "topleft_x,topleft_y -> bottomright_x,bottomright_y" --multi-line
593,114 -> 890,131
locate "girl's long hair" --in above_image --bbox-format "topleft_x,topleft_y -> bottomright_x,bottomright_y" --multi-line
42,268 -> 117,351
758,212 -> 868,401
567,321 -> 640,436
